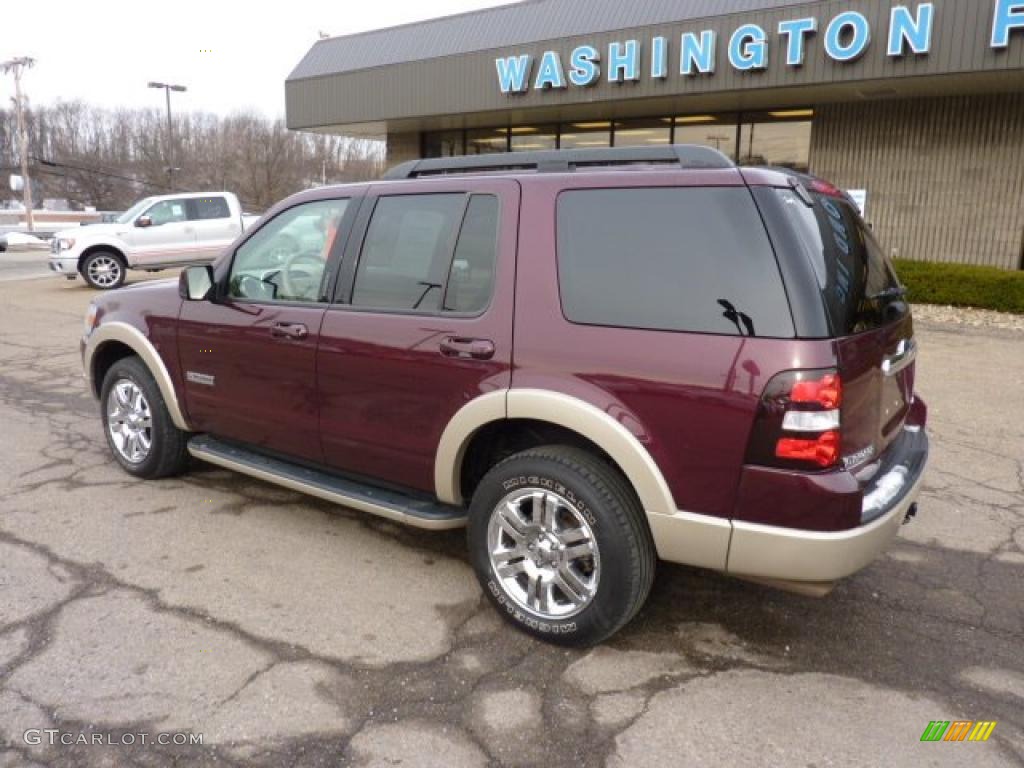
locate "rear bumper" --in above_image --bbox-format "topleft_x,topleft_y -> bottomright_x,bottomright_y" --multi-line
725,427 -> 928,584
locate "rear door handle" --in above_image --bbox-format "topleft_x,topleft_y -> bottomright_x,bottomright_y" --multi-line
271,322 -> 309,340
882,338 -> 916,376
439,337 -> 495,361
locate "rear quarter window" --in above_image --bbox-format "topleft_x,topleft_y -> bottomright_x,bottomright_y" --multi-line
556,187 -> 794,338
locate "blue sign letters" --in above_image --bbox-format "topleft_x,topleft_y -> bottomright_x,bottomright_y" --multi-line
495,1 -> 1019,94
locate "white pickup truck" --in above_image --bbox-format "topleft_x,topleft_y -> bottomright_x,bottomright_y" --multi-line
49,191 -> 261,289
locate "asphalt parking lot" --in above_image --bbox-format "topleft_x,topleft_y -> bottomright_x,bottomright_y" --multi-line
1,262 -> 1022,767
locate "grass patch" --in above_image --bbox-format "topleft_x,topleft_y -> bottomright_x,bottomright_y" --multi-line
893,259 -> 1024,315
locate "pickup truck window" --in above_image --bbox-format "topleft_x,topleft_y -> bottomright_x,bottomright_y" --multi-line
227,199 -> 349,304
145,199 -> 188,226
192,196 -> 231,220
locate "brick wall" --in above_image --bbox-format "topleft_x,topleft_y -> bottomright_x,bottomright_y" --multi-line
810,94 -> 1024,270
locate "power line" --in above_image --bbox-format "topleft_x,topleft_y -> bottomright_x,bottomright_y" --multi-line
29,156 -> 261,209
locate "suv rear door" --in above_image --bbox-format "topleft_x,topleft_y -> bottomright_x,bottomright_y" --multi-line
316,178 -> 519,494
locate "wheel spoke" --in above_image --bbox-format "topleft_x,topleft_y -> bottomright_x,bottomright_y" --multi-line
555,565 -> 590,606
562,540 -> 595,561
116,384 -> 131,409
137,431 -> 152,453
525,573 -> 543,611
496,559 -> 528,581
539,492 -> 559,532
497,502 -> 528,544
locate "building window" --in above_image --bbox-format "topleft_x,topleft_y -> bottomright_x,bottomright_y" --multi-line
421,108 -> 814,166
615,118 -> 672,147
423,130 -> 464,158
467,127 -> 509,155
560,121 -> 612,149
673,115 -> 738,159
509,125 -> 557,152
738,110 -> 814,171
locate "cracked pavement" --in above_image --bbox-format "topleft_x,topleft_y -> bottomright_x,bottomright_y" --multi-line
1,271 -> 1022,767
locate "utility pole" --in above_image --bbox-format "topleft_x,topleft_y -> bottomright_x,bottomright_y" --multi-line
1,57 -> 36,232
147,81 -> 187,190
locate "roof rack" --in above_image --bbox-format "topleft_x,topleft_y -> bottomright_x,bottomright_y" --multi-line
383,144 -> 735,180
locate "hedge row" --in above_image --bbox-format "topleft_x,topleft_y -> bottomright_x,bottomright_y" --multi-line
893,259 -> 1024,315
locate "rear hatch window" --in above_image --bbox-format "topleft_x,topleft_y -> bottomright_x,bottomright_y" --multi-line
775,188 -> 905,335
775,187 -> 915,467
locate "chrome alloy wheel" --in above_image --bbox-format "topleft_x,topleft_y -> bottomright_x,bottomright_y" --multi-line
487,489 -> 601,620
106,379 -> 153,464
87,255 -> 122,288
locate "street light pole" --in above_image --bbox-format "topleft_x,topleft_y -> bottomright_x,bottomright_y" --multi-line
1,57 -> 37,232
147,81 -> 187,190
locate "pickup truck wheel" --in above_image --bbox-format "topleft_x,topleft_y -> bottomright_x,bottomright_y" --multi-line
100,357 -> 189,479
468,445 -> 656,647
81,251 -> 126,290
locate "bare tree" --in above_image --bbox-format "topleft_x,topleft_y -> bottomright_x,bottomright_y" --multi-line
0,99 -> 384,212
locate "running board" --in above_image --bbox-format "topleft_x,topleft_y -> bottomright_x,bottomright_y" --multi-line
187,436 -> 467,530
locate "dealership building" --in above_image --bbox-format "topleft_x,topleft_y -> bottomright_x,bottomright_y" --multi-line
287,0 -> 1024,269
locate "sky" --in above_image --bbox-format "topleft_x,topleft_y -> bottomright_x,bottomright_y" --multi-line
2,0 -> 512,119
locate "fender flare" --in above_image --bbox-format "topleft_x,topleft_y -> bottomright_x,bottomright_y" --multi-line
84,321 -> 192,432
433,388 -> 676,517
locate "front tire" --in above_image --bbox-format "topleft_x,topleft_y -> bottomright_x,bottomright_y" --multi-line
100,357 -> 189,479
81,250 -> 127,290
468,445 -> 656,646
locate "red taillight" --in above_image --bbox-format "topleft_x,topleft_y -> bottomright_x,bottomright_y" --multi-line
791,373 -> 842,409
745,369 -> 844,471
776,430 -> 840,468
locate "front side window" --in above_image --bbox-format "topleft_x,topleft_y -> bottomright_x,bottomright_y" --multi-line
228,199 -> 349,303
145,199 -> 188,226
556,187 -> 794,337
193,196 -> 231,220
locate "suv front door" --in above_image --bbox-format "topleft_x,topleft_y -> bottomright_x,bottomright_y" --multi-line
177,194 -> 359,463
317,178 -> 519,494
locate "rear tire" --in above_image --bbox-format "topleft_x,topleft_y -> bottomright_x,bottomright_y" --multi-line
81,250 -> 127,290
467,445 -> 656,646
100,357 -> 189,479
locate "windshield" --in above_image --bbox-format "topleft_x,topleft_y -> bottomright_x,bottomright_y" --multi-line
117,198 -> 156,224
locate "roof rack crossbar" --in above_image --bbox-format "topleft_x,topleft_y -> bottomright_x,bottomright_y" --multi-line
383,144 -> 734,180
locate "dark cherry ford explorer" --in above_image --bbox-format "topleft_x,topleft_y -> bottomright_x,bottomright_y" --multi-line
81,146 -> 928,645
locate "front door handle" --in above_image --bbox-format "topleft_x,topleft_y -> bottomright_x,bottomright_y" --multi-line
440,337 -> 495,361
271,322 -> 309,340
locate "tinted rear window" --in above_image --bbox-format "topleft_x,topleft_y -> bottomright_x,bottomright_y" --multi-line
775,189 -> 904,335
556,187 -> 794,337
